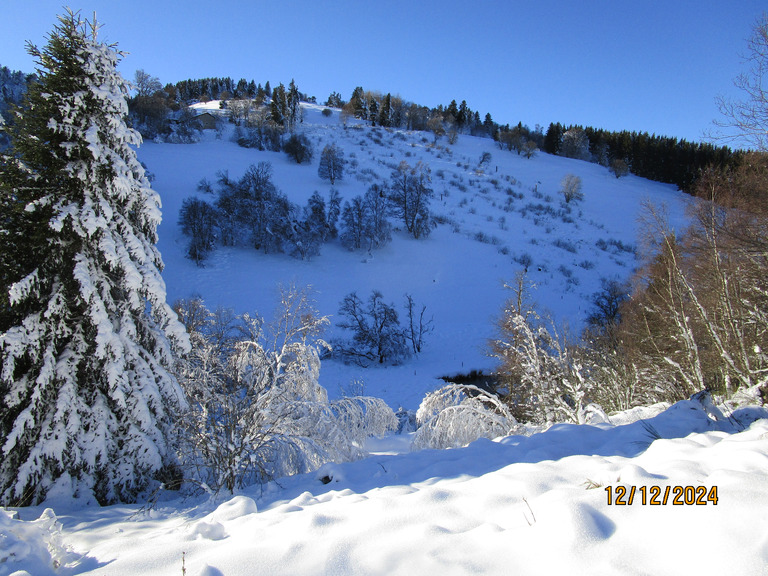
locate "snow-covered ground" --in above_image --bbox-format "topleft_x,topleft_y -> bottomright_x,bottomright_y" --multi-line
3,103 -> 766,575
3,397 -> 768,575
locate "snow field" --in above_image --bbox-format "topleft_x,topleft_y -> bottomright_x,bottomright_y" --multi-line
4,399 -> 767,575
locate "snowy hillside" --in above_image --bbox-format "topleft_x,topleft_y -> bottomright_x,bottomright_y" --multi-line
142,102 -> 691,409
4,102 -> 767,576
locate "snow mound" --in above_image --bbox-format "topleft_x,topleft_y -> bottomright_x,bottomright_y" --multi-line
0,508 -> 79,576
189,520 -> 228,541
209,495 -> 258,521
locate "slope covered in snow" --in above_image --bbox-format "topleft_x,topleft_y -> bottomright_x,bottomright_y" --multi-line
143,102 -> 691,409
3,103 -> 766,576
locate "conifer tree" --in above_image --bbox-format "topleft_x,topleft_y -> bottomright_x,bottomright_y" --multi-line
287,79 -> 302,129
350,86 -> 366,120
270,83 -> 287,126
378,93 -> 392,128
0,10 -> 189,505
457,100 -> 469,130
544,122 -> 564,154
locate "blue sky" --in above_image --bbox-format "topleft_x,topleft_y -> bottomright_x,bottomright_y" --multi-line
2,1 -> 764,144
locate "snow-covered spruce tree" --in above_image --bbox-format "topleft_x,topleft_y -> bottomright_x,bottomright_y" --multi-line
0,11 -> 189,505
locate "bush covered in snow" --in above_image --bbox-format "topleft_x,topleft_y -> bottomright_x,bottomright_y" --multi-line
174,286 -> 397,493
412,384 -> 521,450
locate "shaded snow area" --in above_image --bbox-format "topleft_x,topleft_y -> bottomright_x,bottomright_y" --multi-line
3,104 -> 767,575
3,398 -> 768,575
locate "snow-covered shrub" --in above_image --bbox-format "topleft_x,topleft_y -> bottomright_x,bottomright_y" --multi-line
495,305 -> 593,424
330,397 -> 398,446
175,286 -> 397,493
412,384 -> 520,450
491,273 -> 597,424
395,407 -> 418,433
560,173 -> 584,204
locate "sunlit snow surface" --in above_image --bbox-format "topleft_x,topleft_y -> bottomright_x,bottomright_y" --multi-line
3,104 -> 766,575
3,399 -> 768,575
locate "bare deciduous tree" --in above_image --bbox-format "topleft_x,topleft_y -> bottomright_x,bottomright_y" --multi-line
335,291 -> 409,366
318,143 -> 344,184
427,115 -> 445,143
560,173 -> 584,204
713,13 -> 768,151
133,68 -> 162,97
388,160 -> 434,239
404,293 -> 434,354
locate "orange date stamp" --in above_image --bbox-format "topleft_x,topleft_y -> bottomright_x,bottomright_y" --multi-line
605,485 -> 718,505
